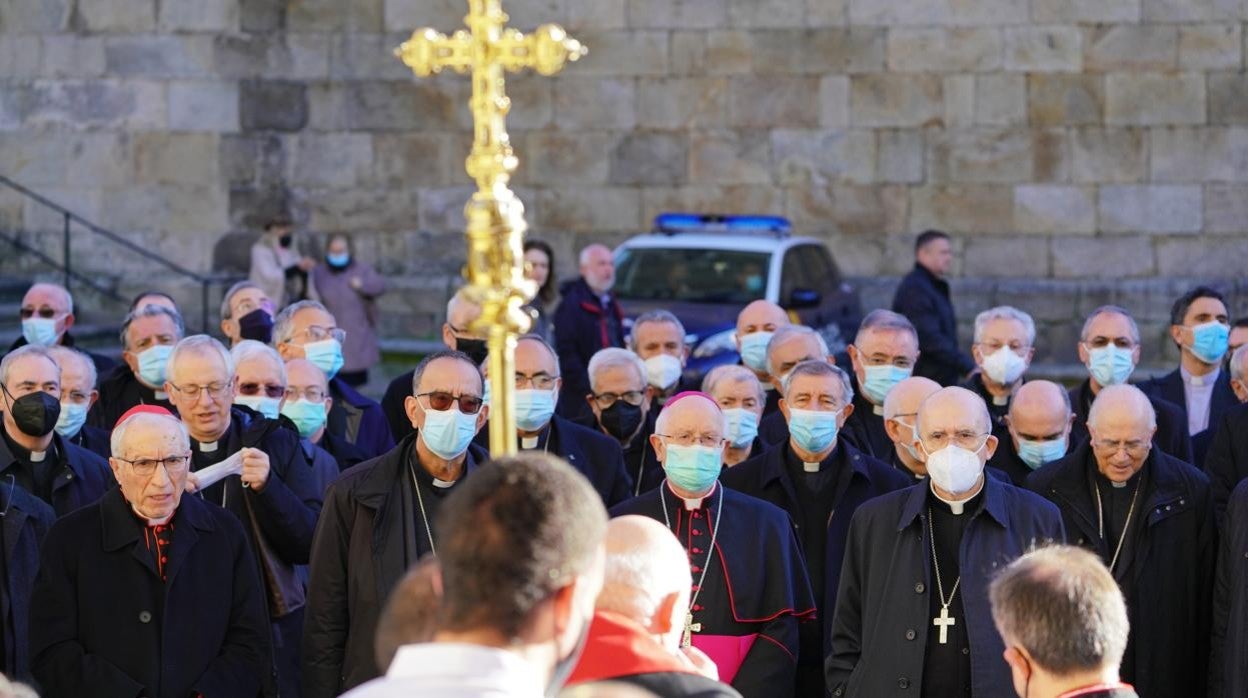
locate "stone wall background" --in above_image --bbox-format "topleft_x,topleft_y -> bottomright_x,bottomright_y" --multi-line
1,0 -> 1246,366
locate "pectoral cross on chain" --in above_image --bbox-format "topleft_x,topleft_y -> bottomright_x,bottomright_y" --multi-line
682,611 -> 702,648
933,606 -> 956,644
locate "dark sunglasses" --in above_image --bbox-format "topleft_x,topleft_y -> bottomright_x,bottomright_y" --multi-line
417,391 -> 484,415
19,307 -> 58,319
238,382 -> 286,399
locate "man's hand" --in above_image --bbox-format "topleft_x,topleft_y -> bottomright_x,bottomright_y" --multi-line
679,645 -> 719,681
184,472 -> 201,494
240,447 -> 271,490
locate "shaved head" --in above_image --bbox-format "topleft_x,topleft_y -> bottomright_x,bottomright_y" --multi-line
918,386 -> 993,437
598,516 -> 691,649
1088,384 -> 1156,433
883,376 -> 941,421
1009,381 -> 1073,444
736,300 -> 789,336
654,392 -> 725,437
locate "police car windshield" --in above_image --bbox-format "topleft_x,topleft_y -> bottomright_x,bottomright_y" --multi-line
614,248 -> 769,304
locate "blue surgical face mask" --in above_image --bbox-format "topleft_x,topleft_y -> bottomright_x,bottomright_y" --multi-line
861,364 -> 912,405
1086,344 -> 1134,387
137,344 -> 174,388
515,388 -> 557,432
21,317 -> 59,347
745,275 -> 764,293
1189,321 -> 1230,365
739,331 -> 773,373
420,406 -> 479,460
326,252 -> 350,268
281,399 -> 328,439
663,443 -> 723,493
234,395 -> 280,420
789,407 -> 840,454
1016,437 -> 1067,471
303,339 -> 345,380
54,401 -> 89,438
723,408 -> 760,448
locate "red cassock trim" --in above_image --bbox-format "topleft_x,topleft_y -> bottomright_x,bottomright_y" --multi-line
566,611 -> 699,686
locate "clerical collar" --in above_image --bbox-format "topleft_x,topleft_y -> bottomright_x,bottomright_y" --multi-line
667,482 -> 716,510
992,394 -> 1009,406
131,503 -> 174,526
2,428 -> 55,466
803,461 -> 822,473
197,440 -> 219,453
154,390 -> 168,400
929,481 -> 983,516
29,448 -> 47,463
432,477 -> 455,489
520,436 -> 539,450
872,404 -> 884,416
1182,364 -> 1218,386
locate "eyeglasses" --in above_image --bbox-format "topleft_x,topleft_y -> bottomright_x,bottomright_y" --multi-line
238,382 -> 285,399
658,433 -> 725,448
115,454 -> 191,477
168,382 -> 230,401
290,325 -> 346,344
516,372 -> 559,390
417,391 -> 484,415
921,430 -> 990,451
1092,439 -> 1151,457
19,307 -> 60,319
591,391 -> 645,409
285,386 -> 327,402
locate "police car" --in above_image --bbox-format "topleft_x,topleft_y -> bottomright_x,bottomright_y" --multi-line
613,213 -> 864,384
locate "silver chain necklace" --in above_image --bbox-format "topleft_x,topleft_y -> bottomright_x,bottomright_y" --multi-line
1095,476 -> 1142,573
927,508 -> 961,645
408,463 -> 437,556
661,484 -> 723,647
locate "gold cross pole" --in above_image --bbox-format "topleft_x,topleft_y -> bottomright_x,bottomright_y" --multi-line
395,1 -> 586,456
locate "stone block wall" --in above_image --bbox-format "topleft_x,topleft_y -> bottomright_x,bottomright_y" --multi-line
1,0 -> 1246,361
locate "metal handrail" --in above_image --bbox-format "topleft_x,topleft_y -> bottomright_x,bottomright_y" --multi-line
0,174 -> 228,332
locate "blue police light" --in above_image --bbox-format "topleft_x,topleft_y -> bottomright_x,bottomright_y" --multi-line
654,213 -> 792,235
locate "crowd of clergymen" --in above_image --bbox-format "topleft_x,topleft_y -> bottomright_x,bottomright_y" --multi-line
3,229 -> 1248,698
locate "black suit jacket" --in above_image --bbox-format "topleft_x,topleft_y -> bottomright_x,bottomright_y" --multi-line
1204,402 -> 1248,527
30,489 -> 272,698
0,485 -> 54,683
891,264 -> 973,386
1137,367 -> 1238,466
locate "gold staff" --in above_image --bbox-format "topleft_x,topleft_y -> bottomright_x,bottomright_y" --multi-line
395,1 -> 586,455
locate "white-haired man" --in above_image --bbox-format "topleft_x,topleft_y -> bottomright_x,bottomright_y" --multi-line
1025,384 -> 1214,698
611,392 -> 815,697
88,303 -> 183,430
46,345 -> 111,458
585,347 -> 660,495
844,309 -> 921,459
962,306 -> 1035,436
702,365 -> 766,467
5,282 -> 114,375
555,244 -> 625,422
756,325 -> 834,447
630,310 -> 693,403
566,515 -> 740,697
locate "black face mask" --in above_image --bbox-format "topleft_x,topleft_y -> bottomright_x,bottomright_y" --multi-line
1,384 -> 60,438
456,338 -> 489,366
599,401 -> 643,443
278,234 -> 293,248
238,308 -> 275,344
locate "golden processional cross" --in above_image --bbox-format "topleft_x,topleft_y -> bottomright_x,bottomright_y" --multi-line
395,1 -> 586,456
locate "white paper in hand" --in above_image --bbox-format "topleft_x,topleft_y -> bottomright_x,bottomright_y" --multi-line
193,451 -> 245,491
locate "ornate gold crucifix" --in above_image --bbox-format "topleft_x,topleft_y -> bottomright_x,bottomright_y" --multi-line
394,2 -> 586,455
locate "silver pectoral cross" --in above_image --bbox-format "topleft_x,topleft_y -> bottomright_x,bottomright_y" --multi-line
682,611 -> 702,648
933,605 -> 956,644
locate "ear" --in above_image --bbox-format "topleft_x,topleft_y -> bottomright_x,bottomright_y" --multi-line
733,331 -> 743,351
650,432 -> 666,461
63,312 -> 76,332
653,591 -> 680,635
550,581 -> 577,639
838,402 -> 854,427
276,343 -> 295,361
825,353 -> 837,366
883,418 -> 902,442
1077,341 -> 1090,365
778,397 -> 789,421
984,433 -> 999,460
324,395 -> 334,413
123,350 -> 139,373
681,345 -> 690,364
475,403 -> 490,431
1169,324 -> 1185,348
405,395 -> 422,430
220,319 -> 234,341
1130,344 -> 1142,365
108,457 -> 124,483
441,323 -> 456,350
1002,646 -> 1033,688
846,344 -> 861,371
971,343 -> 984,365
1024,346 -> 1035,364
88,390 -> 99,409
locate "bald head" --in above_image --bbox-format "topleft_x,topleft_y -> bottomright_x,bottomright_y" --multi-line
1088,385 -> 1156,483
1088,384 -> 1156,433
883,376 -> 942,421
736,300 -> 789,337
598,516 -> 691,648
286,358 -> 329,392
1008,381 -> 1073,440
654,393 -> 725,438
918,386 -> 993,438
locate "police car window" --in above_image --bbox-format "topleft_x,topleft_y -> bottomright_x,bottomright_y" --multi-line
781,247 -> 818,300
805,246 -> 841,295
615,248 -> 770,303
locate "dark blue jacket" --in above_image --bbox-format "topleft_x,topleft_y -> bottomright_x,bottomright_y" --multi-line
1137,367 -> 1238,466
0,484 -> 54,683
554,278 -> 624,420
891,264 -> 973,386
30,488 -> 272,698
826,475 -> 1064,697
1069,378 -> 1193,465
721,441 -> 911,660
5,334 -> 114,379
379,368 -> 415,442
0,431 -> 114,518
327,377 -> 394,461
88,363 -> 175,431
1026,441 -> 1215,698
69,423 -> 112,459
1212,478 -> 1248,698
1205,402 -> 1248,527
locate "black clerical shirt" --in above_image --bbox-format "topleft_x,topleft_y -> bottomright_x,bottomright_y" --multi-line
782,445 -> 851,602
922,486 -> 982,698
1,430 -> 57,504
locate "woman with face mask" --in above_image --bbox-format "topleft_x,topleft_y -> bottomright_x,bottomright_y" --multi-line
248,216 -> 317,308
311,233 -> 388,388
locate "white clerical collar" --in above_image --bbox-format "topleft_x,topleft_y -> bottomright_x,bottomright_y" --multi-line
872,404 -> 884,416
432,477 -> 456,489
671,482 -> 716,510
131,503 -> 173,526
520,436 -> 539,450
1182,364 -> 1218,386
930,481 -> 980,515
29,449 -> 47,463
154,390 -> 168,400
803,461 -> 821,473
992,394 -> 1010,406
197,440 -> 219,453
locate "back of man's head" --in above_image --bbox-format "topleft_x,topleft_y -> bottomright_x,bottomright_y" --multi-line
990,545 -> 1129,686
597,516 -> 691,649
436,453 -> 608,639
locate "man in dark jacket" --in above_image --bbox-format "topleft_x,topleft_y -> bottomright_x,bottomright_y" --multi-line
274,301 -> 394,460
554,243 -> 624,422
0,346 -> 113,518
961,305 -> 1036,437
582,348 -> 662,495
1069,305 -> 1193,464
844,310 -> 921,459
166,336 -> 323,698
29,407 -> 271,697
1212,478 -> 1248,698
1206,402 -> 1248,526
756,325 -> 835,449
722,361 -> 910,695
5,282 -> 113,376
1026,385 -> 1214,698
302,350 -> 490,697
827,387 -> 1065,697
88,303 -> 183,431
0,477 -> 55,683
475,335 -> 634,506
891,230 -> 974,387
989,380 -> 1076,486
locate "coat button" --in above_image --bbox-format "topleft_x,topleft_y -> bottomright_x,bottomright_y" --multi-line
139,611 -> 152,624
898,677 -> 910,689
905,629 -> 916,640
65,473 -> 73,480
914,582 -> 925,593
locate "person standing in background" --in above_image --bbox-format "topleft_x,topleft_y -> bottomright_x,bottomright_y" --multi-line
312,234 -> 387,388
523,239 -> 557,342
251,217 -> 317,309
892,230 -> 975,387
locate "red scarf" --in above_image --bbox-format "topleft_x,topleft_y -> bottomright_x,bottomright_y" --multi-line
566,611 -> 698,686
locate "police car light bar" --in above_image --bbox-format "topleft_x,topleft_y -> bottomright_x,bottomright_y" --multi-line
653,213 -> 793,236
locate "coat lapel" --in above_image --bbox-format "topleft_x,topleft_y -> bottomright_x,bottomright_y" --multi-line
162,497 -> 213,587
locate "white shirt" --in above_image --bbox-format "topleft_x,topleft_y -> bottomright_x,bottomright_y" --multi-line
1181,365 -> 1219,435
342,643 -> 546,698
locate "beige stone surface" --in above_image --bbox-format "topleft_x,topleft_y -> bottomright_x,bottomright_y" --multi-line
1105,73 -> 1206,125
